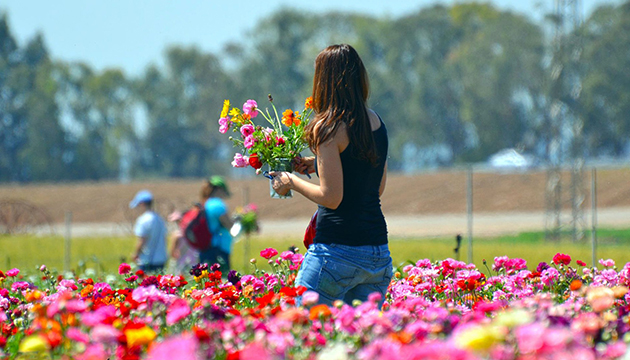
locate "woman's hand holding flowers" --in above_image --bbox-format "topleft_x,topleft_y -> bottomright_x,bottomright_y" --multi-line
269,171 -> 293,196
293,156 -> 315,175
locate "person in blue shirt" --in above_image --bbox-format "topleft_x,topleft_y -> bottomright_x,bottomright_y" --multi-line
129,190 -> 168,273
199,176 -> 234,274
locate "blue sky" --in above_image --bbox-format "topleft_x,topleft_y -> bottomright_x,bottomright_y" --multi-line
0,0 -> 619,76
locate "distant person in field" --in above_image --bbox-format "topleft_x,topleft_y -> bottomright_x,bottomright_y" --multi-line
270,44 -> 392,307
167,210 -> 199,275
199,176 -> 234,274
129,190 -> 168,273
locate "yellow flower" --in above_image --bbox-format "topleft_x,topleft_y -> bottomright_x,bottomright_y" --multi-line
455,324 -> 505,351
125,326 -> 156,348
19,335 -> 50,353
229,108 -> 241,117
221,100 -> 230,118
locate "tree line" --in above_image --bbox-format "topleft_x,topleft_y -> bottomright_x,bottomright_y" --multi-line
1,1 -> 629,183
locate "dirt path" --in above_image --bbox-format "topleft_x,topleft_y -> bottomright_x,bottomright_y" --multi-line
47,207 -> 630,239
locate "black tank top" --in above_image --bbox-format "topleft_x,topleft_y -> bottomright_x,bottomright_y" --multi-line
313,115 -> 388,246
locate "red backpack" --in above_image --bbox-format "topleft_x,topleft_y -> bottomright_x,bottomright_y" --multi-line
179,206 -> 213,251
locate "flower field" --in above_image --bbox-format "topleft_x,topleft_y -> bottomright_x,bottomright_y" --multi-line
1,250 -> 630,359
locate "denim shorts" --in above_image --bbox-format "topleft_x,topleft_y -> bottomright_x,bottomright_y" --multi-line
295,243 -> 393,307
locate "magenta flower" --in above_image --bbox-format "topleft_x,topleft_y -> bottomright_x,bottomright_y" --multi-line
599,259 -> 615,268
219,117 -> 231,134
260,248 -> 278,260
76,344 -> 107,360
280,251 -> 294,261
6,268 -> 19,277
118,263 -> 131,275
240,124 -> 255,138
244,135 -> 255,149
242,99 -> 258,118
166,299 -> 191,326
276,137 -> 285,146
66,328 -> 90,344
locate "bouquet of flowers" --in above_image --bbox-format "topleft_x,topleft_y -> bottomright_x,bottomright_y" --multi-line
218,95 -> 313,174
232,203 -> 259,236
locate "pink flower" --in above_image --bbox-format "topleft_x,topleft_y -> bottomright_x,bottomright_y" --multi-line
243,99 -> 258,118
6,268 -> 19,277
125,275 -> 138,282
280,251 -> 294,261
166,299 -> 191,326
66,328 -> 89,344
76,344 -> 107,360
276,137 -> 285,146
118,263 -> 131,275
218,117 -> 231,134
240,124 -> 255,137
599,259 -> 615,268
147,334 -> 199,360
11,281 -> 30,292
232,153 -> 249,168
291,253 -> 304,265
90,324 -> 121,344
244,135 -> 255,149
552,253 -> 571,266
260,248 -> 278,260
301,291 -> 319,306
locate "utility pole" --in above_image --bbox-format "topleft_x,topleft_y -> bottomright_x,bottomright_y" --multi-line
544,0 -> 585,242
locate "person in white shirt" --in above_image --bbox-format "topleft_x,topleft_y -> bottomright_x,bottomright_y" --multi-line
129,190 -> 168,273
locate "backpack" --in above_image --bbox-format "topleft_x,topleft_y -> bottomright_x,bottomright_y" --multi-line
179,206 -> 213,251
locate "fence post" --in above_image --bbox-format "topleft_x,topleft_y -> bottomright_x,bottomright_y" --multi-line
242,187 -> 250,271
64,211 -> 72,272
467,167 -> 473,264
591,168 -> 597,267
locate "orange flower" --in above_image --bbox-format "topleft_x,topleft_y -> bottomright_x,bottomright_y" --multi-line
309,304 -> 332,320
570,279 -> 582,291
282,109 -> 301,127
305,97 -> 313,109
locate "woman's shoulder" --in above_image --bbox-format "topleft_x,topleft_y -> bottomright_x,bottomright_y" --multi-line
367,108 -> 382,131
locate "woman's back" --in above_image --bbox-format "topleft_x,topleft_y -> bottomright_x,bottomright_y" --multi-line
314,111 -> 388,246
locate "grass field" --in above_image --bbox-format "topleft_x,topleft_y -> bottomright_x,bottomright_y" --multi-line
2,229 -> 630,278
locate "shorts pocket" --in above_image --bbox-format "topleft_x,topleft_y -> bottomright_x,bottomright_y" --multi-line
317,258 -> 358,299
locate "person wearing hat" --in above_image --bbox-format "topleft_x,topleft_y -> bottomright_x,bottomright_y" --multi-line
129,190 -> 168,273
199,176 -> 234,274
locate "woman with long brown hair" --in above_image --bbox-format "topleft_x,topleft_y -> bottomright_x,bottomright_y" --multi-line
270,44 -> 391,306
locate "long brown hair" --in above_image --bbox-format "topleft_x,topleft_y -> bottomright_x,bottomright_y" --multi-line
304,44 -> 377,164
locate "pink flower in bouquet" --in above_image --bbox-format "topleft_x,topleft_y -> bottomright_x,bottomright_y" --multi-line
119,263 -> 131,275
243,99 -> 258,118
218,117 -> 231,134
260,248 -> 278,260
599,259 -> 615,268
552,253 -> 571,266
240,124 -> 255,138
232,153 -> 248,168
244,135 -> 255,149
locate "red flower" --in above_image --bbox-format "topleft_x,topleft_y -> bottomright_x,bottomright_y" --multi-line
552,253 -> 571,266
577,260 -> 587,266
119,263 -> 132,275
260,248 -> 278,260
249,153 -> 263,169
